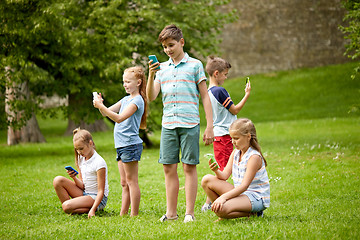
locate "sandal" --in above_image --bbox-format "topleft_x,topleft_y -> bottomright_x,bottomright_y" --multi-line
159,214 -> 179,222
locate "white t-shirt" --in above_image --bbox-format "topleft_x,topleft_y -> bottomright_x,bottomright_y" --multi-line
78,150 -> 109,197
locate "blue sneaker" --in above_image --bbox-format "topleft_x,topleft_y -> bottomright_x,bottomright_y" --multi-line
256,211 -> 264,217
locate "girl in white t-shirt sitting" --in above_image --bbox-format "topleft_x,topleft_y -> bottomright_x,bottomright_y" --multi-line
53,128 -> 109,219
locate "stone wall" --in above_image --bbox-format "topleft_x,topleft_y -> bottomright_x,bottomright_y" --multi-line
219,0 -> 349,77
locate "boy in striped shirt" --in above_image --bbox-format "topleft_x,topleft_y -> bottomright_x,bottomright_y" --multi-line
147,24 -> 214,223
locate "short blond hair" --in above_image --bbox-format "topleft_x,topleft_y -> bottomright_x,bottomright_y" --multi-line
206,56 -> 231,76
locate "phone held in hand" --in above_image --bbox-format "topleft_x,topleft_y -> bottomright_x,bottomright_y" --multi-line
65,166 -> 78,175
92,92 -> 98,100
246,77 -> 250,84
149,55 -> 160,70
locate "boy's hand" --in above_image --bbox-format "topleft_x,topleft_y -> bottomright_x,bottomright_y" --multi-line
203,127 -> 214,145
148,60 -> 160,74
245,81 -> 251,95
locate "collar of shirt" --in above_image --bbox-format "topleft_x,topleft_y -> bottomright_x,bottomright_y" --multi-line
166,52 -> 189,66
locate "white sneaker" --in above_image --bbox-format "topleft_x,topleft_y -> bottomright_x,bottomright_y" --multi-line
201,202 -> 212,212
184,214 -> 195,223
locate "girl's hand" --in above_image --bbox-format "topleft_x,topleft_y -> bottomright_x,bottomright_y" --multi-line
66,170 -> 78,179
209,159 -> 219,172
211,196 -> 227,213
88,209 -> 96,219
148,60 -> 160,74
93,93 -> 104,109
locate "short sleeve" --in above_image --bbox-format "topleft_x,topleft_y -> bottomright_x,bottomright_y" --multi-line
210,87 -> 234,110
195,61 -> 207,85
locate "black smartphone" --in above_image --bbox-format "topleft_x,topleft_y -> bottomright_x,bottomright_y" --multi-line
65,166 -> 78,175
246,77 -> 250,84
149,55 -> 160,70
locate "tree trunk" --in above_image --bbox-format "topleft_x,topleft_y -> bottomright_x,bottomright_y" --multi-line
5,70 -> 46,145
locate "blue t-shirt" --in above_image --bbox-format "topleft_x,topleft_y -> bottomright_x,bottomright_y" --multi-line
114,95 -> 144,148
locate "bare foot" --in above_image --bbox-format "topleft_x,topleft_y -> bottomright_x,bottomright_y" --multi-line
214,217 -> 224,222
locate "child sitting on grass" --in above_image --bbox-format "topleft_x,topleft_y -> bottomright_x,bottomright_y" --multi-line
53,128 -> 109,219
201,118 -> 270,220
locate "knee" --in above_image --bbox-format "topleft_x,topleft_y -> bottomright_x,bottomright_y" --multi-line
126,175 -> 139,188
62,200 -> 72,213
120,179 -> 128,189
201,174 -> 214,188
215,210 -> 228,219
182,164 -> 196,174
53,176 -> 66,188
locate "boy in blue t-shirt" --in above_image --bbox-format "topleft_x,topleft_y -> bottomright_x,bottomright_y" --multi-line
147,24 -> 214,223
201,56 -> 251,212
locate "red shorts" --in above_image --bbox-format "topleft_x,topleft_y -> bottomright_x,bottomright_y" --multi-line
213,135 -> 233,171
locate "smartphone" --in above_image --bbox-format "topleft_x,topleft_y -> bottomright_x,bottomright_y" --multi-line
65,166 -> 78,175
209,156 -> 219,171
148,55 -> 160,70
246,77 -> 250,84
92,92 -> 98,100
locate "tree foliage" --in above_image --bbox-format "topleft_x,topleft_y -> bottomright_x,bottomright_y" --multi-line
340,0 -> 360,78
0,0 -> 237,132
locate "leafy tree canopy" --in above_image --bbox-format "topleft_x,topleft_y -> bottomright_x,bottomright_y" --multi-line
0,0 -> 237,131
340,0 -> 360,78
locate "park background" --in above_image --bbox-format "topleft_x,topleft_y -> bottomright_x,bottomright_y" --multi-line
1,0 -> 359,239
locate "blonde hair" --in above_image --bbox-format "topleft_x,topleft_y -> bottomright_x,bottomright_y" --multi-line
72,128 -> 95,167
229,118 -> 267,166
124,66 -> 148,129
158,24 -> 183,43
206,56 -> 231,76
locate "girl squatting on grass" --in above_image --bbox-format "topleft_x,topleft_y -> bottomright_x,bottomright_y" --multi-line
201,118 -> 270,220
53,128 -> 109,219
93,66 -> 147,217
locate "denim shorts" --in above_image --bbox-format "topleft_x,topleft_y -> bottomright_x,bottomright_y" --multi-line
83,192 -> 108,211
159,125 -> 200,165
116,143 -> 143,163
243,192 -> 266,212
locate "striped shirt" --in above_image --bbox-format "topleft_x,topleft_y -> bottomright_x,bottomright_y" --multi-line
155,53 -> 206,129
232,147 -> 270,208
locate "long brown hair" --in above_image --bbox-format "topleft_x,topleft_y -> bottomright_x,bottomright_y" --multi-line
72,128 -> 95,168
229,118 -> 267,166
124,66 -> 148,129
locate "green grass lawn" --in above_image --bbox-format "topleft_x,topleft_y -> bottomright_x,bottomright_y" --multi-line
1,62 -> 359,239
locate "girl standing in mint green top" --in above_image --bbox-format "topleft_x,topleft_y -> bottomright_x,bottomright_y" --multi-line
201,118 -> 270,220
93,66 -> 147,217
